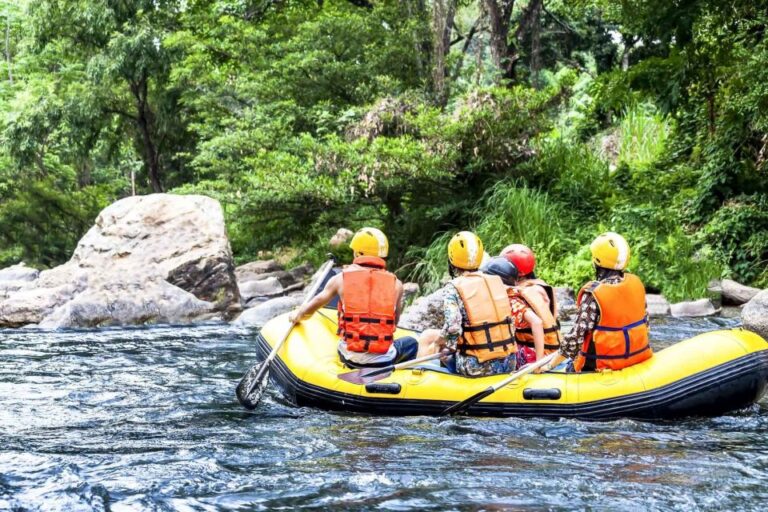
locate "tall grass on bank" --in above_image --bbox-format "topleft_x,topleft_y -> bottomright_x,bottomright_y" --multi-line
408,184 -> 566,292
475,182 -> 564,255
614,104 -> 672,169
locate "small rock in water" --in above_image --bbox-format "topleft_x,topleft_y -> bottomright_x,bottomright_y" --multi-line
235,260 -> 284,282
403,282 -> 420,303
239,277 -> 284,303
233,296 -> 303,327
554,287 -> 576,319
670,298 -> 718,318
0,262 -> 39,282
720,279 -> 761,306
742,290 -> 768,340
646,294 -> 671,317
399,287 -> 448,331
329,228 -> 354,248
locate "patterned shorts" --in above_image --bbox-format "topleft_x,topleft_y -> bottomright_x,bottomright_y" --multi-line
455,353 -> 517,377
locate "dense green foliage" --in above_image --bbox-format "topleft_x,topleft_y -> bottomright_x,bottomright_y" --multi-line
1,0 -> 765,299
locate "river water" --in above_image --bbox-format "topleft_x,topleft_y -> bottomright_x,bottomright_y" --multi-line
1,316 -> 766,511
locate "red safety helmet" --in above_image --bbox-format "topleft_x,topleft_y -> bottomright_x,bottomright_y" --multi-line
501,244 -> 536,276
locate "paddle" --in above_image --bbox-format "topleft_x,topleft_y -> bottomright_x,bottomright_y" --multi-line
235,256 -> 336,410
337,352 -> 444,385
441,351 -> 558,416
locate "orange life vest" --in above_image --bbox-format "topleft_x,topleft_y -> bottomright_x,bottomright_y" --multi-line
337,256 -> 397,354
453,273 -> 516,363
573,273 -> 652,372
513,279 -> 561,354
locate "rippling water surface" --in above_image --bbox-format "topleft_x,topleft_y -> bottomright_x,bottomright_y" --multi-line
2,316 -> 767,511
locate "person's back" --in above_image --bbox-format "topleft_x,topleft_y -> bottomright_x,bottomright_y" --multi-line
501,245 -> 561,361
288,227 -> 417,368
435,232 -> 517,377
572,269 -> 651,372
548,232 -> 653,373
336,255 -> 401,366
514,279 -> 560,355
452,271 -> 516,365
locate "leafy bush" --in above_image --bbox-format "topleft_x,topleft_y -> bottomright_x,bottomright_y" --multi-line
700,194 -> 768,287
0,180 -> 113,268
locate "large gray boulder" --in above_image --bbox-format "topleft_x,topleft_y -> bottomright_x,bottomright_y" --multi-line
721,279 -> 761,306
0,194 -> 240,328
38,279 -> 215,329
670,298 -> 718,317
742,290 -> 768,340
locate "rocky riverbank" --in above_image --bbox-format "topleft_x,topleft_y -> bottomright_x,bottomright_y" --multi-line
0,194 -> 766,340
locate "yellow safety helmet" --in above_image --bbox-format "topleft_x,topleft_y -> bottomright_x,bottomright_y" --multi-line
590,232 -> 631,270
448,231 -> 484,270
350,227 -> 389,258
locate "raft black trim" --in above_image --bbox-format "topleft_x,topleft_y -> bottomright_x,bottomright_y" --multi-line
523,388 -> 562,400
256,334 -> 768,420
365,383 -> 402,394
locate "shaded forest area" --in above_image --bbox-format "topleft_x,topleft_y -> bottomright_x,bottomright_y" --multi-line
0,0 -> 766,300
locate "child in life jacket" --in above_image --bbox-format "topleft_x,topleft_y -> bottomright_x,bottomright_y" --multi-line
481,256 -> 546,371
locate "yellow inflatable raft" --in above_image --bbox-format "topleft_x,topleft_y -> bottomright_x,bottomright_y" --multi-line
256,308 -> 768,419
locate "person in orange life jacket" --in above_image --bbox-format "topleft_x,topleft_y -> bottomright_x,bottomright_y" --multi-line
541,232 -> 653,373
288,228 -> 418,368
482,256 -> 546,373
425,232 -> 518,377
499,244 -> 561,367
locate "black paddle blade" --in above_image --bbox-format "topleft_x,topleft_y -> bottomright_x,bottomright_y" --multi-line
442,386 -> 495,416
236,362 -> 269,410
337,367 -> 393,385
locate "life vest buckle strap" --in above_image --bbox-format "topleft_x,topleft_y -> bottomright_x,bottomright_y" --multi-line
517,339 -> 559,350
593,315 -> 649,332
578,343 -> 652,360
457,337 -> 515,353
462,317 -> 513,333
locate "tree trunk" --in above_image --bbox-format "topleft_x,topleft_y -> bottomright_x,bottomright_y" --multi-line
432,0 -> 456,105
451,16 -> 481,81
131,75 -> 163,193
527,0 -> 543,87
484,0 -> 517,83
621,34 -> 637,71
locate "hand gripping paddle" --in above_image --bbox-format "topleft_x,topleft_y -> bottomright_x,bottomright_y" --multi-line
235,257 -> 336,409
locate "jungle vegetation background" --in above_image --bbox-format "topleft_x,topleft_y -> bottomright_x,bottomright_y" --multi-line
0,0 -> 766,301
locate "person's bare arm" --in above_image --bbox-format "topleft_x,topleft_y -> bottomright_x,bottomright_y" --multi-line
394,279 -> 404,324
523,309 -> 545,373
288,274 -> 341,323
